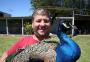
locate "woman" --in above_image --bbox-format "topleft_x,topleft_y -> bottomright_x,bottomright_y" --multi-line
0,8 -> 53,62
0,8 -> 81,62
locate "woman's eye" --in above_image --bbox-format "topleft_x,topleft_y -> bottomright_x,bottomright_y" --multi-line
44,19 -> 49,23
36,19 -> 50,23
36,19 -> 41,22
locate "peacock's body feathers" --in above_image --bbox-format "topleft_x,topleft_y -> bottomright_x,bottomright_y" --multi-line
13,38 -> 59,62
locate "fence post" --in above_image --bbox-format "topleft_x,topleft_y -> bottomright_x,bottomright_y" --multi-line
6,18 -> 8,35
22,18 -> 24,35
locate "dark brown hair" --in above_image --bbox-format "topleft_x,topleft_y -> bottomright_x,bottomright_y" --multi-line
32,8 -> 51,21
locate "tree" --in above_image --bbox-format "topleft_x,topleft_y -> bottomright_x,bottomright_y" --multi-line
31,0 -> 74,16
30,0 -> 90,16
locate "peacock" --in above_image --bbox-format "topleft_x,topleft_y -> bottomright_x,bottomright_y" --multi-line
55,20 -> 81,62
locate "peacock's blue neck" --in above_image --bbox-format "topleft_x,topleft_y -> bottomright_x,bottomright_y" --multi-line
56,31 -> 81,62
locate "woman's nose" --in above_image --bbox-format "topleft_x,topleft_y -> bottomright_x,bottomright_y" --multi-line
40,20 -> 46,26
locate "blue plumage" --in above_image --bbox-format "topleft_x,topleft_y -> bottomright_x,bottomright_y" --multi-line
56,32 -> 81,62
55,19 -> 81,62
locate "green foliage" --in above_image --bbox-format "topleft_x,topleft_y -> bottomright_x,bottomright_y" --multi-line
31,0 -> 59,9
24,22 -> 33,35
30,0 -> 74,16
30,0 -> 90,15
31,0 -> 44,9
64,0 -> 73,7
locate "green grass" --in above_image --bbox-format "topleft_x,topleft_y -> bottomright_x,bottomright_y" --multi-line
73,35 -> 90,62
0,35 -> 20,55
0,35 -> 90,62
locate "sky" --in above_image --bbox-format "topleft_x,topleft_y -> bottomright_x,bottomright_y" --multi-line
0,0 -> 33,17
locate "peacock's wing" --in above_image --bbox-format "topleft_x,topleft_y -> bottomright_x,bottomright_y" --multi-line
13,39 -> 58,62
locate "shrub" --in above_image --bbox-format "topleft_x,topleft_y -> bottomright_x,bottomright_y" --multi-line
24,22 -> 33,35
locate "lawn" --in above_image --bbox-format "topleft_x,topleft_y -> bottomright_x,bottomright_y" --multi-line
0,35 -> 90,62
73,35 -> 90,62
0,35 -> 20,55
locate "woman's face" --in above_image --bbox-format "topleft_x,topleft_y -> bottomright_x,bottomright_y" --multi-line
32,15 -> 51,37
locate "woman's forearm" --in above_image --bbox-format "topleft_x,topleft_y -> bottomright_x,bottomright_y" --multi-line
0,52 -> 8,62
